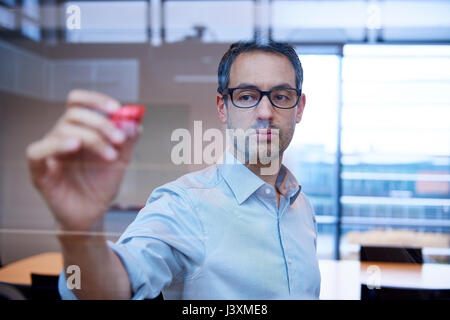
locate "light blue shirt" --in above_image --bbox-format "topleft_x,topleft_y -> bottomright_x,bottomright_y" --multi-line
59,150 -> 321,299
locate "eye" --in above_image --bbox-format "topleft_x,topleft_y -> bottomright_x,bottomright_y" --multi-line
240,95 -> 254,101
272,89 -> 296,103
236,91 -> 258,102
274,94 -> 288,101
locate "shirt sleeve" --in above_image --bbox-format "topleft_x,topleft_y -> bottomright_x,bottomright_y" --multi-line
58,183 -> 206,300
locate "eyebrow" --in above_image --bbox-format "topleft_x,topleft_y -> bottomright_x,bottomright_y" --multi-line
234,82 -> 295,90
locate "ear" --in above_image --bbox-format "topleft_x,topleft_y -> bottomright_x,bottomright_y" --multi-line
216,93 -> 228,124
295,93 -> 306,124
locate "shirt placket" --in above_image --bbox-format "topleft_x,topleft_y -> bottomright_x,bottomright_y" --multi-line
275,191 -> 293,295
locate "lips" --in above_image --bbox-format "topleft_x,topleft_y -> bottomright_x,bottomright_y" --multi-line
256,128 -> 271,134
254,128 -> 274,140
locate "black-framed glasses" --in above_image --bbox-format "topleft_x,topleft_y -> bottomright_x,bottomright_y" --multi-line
221,86 -> 301,109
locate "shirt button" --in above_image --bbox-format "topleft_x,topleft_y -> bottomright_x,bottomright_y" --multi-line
287,258 -> 292,264
265,188 -> 271,195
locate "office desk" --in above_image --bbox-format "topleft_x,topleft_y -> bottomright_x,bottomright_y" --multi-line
0,252 -> 63,286
319,259 -> 450,300
1,253 -> 450,300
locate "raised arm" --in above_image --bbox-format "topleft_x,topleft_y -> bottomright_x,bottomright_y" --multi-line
26,89 -> 142,299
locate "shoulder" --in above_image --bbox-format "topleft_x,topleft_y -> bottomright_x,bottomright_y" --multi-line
295,191 -> 318,225
298,191 -> 315,211
130,166 -> 221,233
173,164 -> 222,191
146,164 -> 222,204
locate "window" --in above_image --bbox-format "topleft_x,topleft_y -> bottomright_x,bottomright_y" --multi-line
283,53 -> 341,259
272,0 -> 450,43
272,0 -> 366,42
340,45 -> 450,260
285,45 -> 450,261
21,0 -> 40,41
64,1 -> 148,43
0,4 -> 15,30
164,0 -> 254,43
0,0 -> 16,6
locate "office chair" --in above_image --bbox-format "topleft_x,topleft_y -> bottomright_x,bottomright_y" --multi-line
360,245 -> 423,264
358,245 -> 450,300
361,284 -> 450,300
0,283 -> 27,300
30,273 -> 61,300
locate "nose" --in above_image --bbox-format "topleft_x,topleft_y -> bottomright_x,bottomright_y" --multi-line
255,94 -> 274,121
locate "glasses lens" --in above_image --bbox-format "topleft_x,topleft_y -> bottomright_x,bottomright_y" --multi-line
232,89 -> 260,108
270,89 -> 299,108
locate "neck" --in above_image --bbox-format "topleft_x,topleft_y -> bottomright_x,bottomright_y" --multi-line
229,147 -> 283,189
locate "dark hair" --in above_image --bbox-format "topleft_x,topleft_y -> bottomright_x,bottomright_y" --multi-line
217,40 -> 303,95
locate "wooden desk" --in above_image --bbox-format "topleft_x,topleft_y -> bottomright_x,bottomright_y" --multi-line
0,252 -> 63,285
319,259 -> 450,300
1,253 -> 450,300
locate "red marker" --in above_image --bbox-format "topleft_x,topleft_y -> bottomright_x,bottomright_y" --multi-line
110,104 -> 146,125
109,104 -> 146,134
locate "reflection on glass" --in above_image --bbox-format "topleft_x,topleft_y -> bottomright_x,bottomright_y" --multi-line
65,1 -> 148,43
0,5 -> 15,30
0,0 -> 16,6
272,0 -> 367,42
164,0 -> 254,43
21,18 -> 40,41
22,0 -> 40,20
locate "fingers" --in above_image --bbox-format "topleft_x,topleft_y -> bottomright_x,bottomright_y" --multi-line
28,89 -> 143,173
27,136 -> 81,182
27,120 -> 142,183
27,136 -> 81,164
64,107 -> 126,145
67,89 -> 121,114
57,123 -> 119,161
65,90 -> 139,142
65,89 -> 143,142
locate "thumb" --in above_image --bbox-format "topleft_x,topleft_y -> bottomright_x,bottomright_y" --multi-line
27,137 -> 80,186
45,156 -> 63,176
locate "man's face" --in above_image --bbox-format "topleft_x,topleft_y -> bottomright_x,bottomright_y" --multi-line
216,51 -> 306,163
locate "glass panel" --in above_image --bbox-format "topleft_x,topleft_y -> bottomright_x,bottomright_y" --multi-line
164,0 -> 254,43
272,0 -> 367,42
0,5 -> 15,30
381,0 -> 450,28
283,54 -> 340,259
0,0 -> 16,6
272,0 -> 450,42
22,0 -> 39,20
64,1 -> 148,43
21,17 -> 40,41
340,45 -> 450,262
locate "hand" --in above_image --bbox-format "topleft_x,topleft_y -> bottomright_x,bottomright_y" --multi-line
26,89 -> 142,232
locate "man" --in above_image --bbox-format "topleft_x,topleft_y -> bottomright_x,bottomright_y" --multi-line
26,40 -> 321,299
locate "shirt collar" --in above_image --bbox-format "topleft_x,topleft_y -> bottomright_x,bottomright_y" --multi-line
218,149 -> 302,205
275,164 -> 302,205
218,150 -> 265,205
